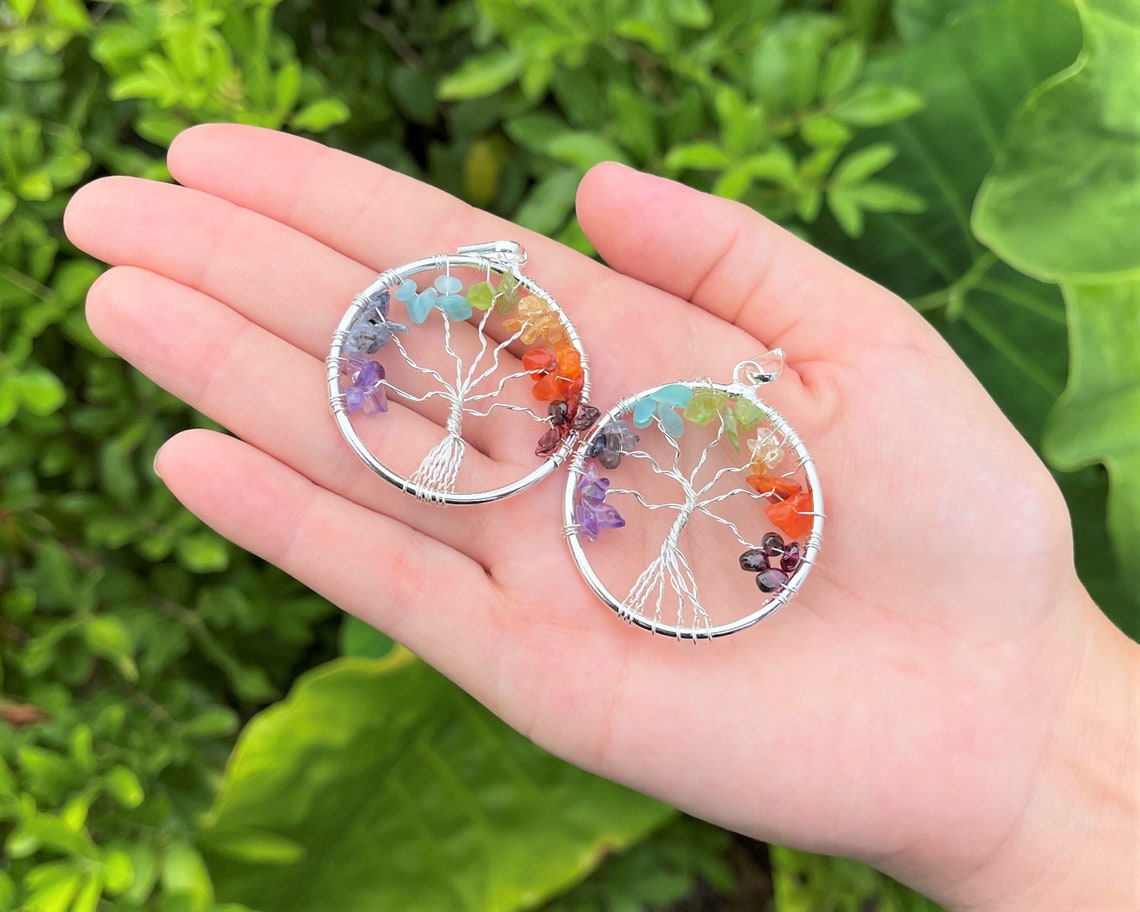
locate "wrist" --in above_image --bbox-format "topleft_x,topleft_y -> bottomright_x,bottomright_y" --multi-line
959,586 -> 1140,911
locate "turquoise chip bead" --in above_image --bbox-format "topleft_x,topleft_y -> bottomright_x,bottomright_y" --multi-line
654,384 -> 693,408
434,274 -> 463,294
437,293 -> 472,320
396,280 -> 417,303
632,396 -> 657,428
407,287 -> 437,324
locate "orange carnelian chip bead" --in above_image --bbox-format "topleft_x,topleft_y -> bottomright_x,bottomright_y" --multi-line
522,347 -> 557,375
765,491 -> 813,539
532,373 -> 570,402
747,475 -> 801,499
555,344 -> 582,379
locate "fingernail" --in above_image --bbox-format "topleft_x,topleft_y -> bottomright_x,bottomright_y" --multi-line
153,444 -> 166,479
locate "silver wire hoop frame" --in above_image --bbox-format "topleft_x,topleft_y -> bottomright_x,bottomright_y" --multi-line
327,242 -> 590,505
563,370 -> 823,639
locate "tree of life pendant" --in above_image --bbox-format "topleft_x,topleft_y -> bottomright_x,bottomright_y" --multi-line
327,242 -> 594,505
564,352 -> 823,639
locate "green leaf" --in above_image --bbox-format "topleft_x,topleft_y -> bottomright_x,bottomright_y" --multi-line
161,842 -> 213,910
811,0 -> 1122,617
845,181 -> 926,213
972,0 -> 1140,633
17,368 -> 66,415
289,98 -> 350,133
43,0 -> 89,31
0,190 -> 16,226
68,875 -> 102,912
0,377 -> 19,426
200,829 -> 305,866
22,866 -> 83,912
390,66 -> 436,125
100,848 -> 134,894
202,652 -> 672,911
8,0 -> 36,23
893,0 -> 978,44
665,0 -> 712,28
664,142 -> 730,171
822,40 -> 865,100
104,765 -> 144,808
545,132 -> 630,169
513,169 -> 580,236
827,188 -> 864,236
83,616 -> 137,681
176,531 -> 230,573
608,84 -> 657,161
337,615 -> 394,660
772,845 -> 943,912
831,142 -> 897,185
1042,281 -> 1140,632
799,114 -> 851,148
831,83 -> 924,126
437,50 -> 521,101
973,3 -> 1140,282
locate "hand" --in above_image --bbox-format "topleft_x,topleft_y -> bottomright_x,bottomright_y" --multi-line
65,125 -> 1139,910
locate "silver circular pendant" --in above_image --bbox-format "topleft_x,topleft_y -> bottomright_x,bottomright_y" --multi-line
327,242 -> 592,505
563,355 -> 823,638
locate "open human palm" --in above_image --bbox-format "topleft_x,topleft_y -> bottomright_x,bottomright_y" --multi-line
65,125 -> 1127,909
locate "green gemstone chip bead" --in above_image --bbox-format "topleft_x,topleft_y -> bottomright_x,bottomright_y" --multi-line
494,272 -> 521,314
683,387 -> 728,424
467,281 -> 495,311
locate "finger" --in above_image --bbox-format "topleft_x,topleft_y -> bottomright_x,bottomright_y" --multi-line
164,124 -> 776,404
64,176 -> 540,460
576,162 -> 935,363
154,429 -> 502,680
87,265 -> 520,566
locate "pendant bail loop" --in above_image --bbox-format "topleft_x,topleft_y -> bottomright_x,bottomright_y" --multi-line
456,240 -> 528,269
734,349 -> 785,388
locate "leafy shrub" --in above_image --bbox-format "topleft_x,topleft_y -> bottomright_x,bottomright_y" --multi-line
1,0 -> 1136,910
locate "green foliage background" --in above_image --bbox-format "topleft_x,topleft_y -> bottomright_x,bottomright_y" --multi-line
1,0 -> 1136,910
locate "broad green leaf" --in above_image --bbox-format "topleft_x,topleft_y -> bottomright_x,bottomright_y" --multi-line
1043,281 -> 1140,631
972,0 -> 1140,632
973,0 -> 1140,282
437,50 -> 521,101
201,652 -> 672,912
810,0 -> 1130,620
893,0 -> 977,43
